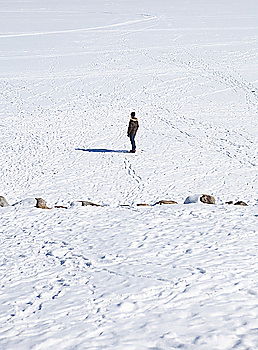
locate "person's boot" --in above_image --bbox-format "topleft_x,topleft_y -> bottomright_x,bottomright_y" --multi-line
129,149 -> 136,153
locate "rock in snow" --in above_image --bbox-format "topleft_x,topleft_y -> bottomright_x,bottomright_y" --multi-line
184,194 -> 216,204
35,198 -> 51,209
79,200 -> 102,207
225,200 -> 248,206
154,200 -> 178,205
234,201 -> 248,206
225,201 -> 234,205
0,196 -> 9,207
200,194 -> 216,204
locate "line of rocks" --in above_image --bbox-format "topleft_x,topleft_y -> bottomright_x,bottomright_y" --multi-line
136,195 -> 248,206
0,194 -> 249,210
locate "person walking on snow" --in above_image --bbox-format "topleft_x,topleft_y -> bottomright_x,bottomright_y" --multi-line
127,112 -> 139,153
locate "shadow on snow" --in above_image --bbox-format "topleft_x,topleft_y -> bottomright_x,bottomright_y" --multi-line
75,148 -> 128,153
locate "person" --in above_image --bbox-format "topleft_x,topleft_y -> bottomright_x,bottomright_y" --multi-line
127,112 -> 139,153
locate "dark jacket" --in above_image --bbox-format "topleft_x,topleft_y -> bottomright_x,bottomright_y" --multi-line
127,117 -> 139,136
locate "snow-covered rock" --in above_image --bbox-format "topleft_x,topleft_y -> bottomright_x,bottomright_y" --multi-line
12,198 -> 37,207
184,194 -> 216,204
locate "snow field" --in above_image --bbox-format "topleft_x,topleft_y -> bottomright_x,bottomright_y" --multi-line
1,204 -> 258,349
0,0 -> 258,349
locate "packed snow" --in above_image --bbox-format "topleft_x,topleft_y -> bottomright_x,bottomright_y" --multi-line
0,0 -> 258,349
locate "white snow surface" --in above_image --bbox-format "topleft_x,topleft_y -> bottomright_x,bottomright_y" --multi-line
0,0 -> 258,349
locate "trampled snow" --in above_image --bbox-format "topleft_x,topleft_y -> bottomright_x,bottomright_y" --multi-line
0,0 -> 257,349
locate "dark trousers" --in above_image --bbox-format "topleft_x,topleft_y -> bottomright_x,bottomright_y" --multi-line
129,134 -> 136,151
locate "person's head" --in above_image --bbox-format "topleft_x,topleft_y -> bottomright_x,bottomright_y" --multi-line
131,112 -> 135,117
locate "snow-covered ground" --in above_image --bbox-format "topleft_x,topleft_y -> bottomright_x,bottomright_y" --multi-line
0,0 -> 258,349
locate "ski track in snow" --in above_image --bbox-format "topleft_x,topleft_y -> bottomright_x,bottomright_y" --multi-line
0,0 -> 258,349
0,16 -> 157,38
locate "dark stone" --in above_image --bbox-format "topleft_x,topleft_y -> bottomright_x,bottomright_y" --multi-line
154,200 -> 178,205
79,201 -> 102,207
0,196 -> 9,207
200,194 -> 216,204
234,201 -> 248,206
